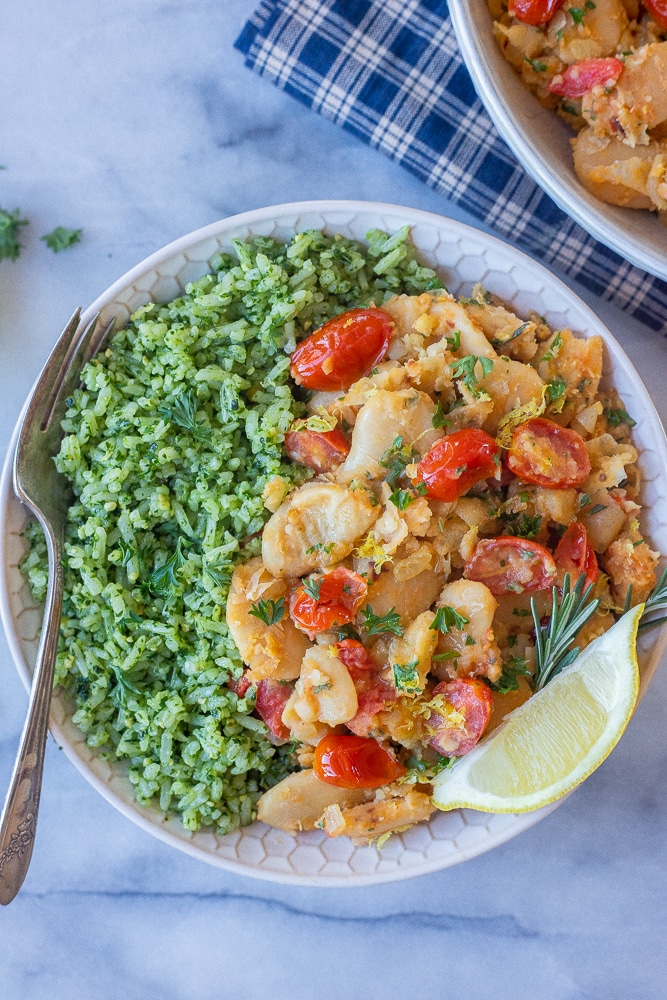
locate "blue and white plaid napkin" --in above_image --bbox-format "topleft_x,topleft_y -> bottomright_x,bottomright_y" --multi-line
236,0 -> 667,336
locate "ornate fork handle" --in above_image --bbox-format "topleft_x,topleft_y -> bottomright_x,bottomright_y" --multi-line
0,309 -> 114,905
0,523 -> 63,904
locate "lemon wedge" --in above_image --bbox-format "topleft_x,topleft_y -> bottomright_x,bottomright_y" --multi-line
431,604 -> 643,813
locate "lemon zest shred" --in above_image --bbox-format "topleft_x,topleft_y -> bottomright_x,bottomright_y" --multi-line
496,383 -> 550,449
356,532 -> 392,572
290,407 -> 338,433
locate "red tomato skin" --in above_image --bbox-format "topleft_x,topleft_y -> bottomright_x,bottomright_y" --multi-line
548,58 -> 624,98
255,679 -> 292,741
284,426 -> 350,473
413,428 -> 500,501
554,522 -> 599,590
645,0 -> 667,28
228,672 -> 252,699
506,417 -> 591,489
289,307 -> 394,391
289,568 -> 368,636
313,734 -> 406,789
465,535 -> 557,596
428,678 -> 493,756
509,0 -> 564,23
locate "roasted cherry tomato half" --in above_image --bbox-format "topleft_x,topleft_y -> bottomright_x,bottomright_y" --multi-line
313,734 -> 406,789
255,678 -> 292,741
289,567 -> 368,635
548,58 -> 624,98
284,426 -> 350,474
554,521 -> 598,591
427,678 -> 494,757
506,417 -> 591,489
464,535 -> 557,596
645,0 -> 667,28
413,428 -> 500,502
289,307 -> 394,391
508,0 -> 565,24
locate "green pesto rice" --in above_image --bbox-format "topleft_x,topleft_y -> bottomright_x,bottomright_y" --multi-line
21,226 -> 441,834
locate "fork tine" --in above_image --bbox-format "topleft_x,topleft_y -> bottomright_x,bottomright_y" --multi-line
17,308 -> 91,438
24,308 -> 82,424
40,312 -> 101,431
54,314 -> 116,418
83,313 -> 116,365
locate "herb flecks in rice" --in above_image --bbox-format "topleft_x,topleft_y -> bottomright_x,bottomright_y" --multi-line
21,228 -> 439,834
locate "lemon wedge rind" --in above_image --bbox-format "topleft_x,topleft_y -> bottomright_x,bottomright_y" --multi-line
431,604 -> 643,815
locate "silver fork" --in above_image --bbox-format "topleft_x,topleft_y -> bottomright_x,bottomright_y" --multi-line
0,308 -> 115,905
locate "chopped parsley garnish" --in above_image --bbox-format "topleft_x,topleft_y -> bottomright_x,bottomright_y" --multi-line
604,406 -> 636,428
541,331 -> 562,361
393,659 -> 421,692
142,537 -> 188,598
389,487 -> 417,510
0,206 -> 29,262
545,376 -> 566,403
248,597 -> 285,626
361,605 -> 404,637
505,512 -> 542,539
159,388 -> 208,440
451,354 -> 494,397
569,1 -> 594,22
302,577 -> 323,601
305,542 -> 335,554
334,623 -> 362,641
430,605 -> 470,633
446,330 -> 461,351
41,226 -> 82,252
432,399 -> 447,428
588,504 -> 607,516
117,538 -> 134,568
525,57 -> 548,73
379,435 -> 418,488
404,754 -> 454,780
486,656 -> 531,695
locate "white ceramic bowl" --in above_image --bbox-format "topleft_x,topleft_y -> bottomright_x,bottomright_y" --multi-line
1,201 -> 666,886
448,0 -> 667,281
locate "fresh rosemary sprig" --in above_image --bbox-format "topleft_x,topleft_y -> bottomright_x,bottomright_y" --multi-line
531,574 -> 599,692
638,566 -> 667,633
532,566 -> 667,691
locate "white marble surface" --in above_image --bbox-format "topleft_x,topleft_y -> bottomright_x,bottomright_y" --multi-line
1,1 -> 666,996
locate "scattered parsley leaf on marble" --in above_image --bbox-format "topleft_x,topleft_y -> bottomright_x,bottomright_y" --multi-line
0,207 -> 29,262
41,226 -> 82,252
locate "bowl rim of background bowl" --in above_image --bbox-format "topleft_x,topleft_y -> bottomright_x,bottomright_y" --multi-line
1,199 -> 666,886
448,0 -> 667,282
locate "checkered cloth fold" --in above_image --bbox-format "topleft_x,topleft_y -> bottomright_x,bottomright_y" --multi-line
236,0 -> 667,335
